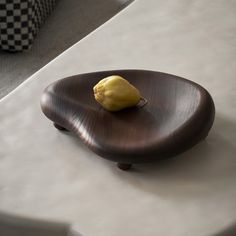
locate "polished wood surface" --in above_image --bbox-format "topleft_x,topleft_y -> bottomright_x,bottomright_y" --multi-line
41,70 -> 215,169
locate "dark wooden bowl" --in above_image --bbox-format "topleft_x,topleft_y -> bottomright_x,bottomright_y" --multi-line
40,70 -> 215,170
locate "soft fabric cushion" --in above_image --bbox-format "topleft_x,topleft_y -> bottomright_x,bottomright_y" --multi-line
0,0 -> 58,51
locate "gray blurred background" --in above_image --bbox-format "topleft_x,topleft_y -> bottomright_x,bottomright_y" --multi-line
0,0 -> 132,99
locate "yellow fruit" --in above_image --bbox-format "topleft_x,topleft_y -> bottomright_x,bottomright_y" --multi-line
93,75 -> 142,111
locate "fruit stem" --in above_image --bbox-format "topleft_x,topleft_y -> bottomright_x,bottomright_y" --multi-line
138,97 -> 148,108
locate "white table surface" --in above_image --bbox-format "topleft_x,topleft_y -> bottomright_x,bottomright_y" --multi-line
1,0 -> 236,235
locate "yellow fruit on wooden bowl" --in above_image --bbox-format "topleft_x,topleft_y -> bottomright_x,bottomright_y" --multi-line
93,75 -> 145,111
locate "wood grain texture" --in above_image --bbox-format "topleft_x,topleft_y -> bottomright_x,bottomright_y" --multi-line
40,70 -> 215,168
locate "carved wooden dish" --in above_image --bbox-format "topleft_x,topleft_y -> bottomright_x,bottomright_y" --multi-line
40,70 -> 215,170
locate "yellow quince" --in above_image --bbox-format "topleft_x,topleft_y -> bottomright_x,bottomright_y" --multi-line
93,75 -> 143,111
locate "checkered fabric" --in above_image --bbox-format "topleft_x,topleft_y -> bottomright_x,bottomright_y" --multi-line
0,0 -> 58,51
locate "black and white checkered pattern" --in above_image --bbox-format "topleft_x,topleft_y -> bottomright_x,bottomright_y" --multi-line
0,0 -> 58,51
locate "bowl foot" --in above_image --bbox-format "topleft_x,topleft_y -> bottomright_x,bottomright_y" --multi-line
53,123 -> 68,131
117,163 -> 132,171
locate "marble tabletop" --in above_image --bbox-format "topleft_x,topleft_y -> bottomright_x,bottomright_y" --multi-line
1,0 -> 236,235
